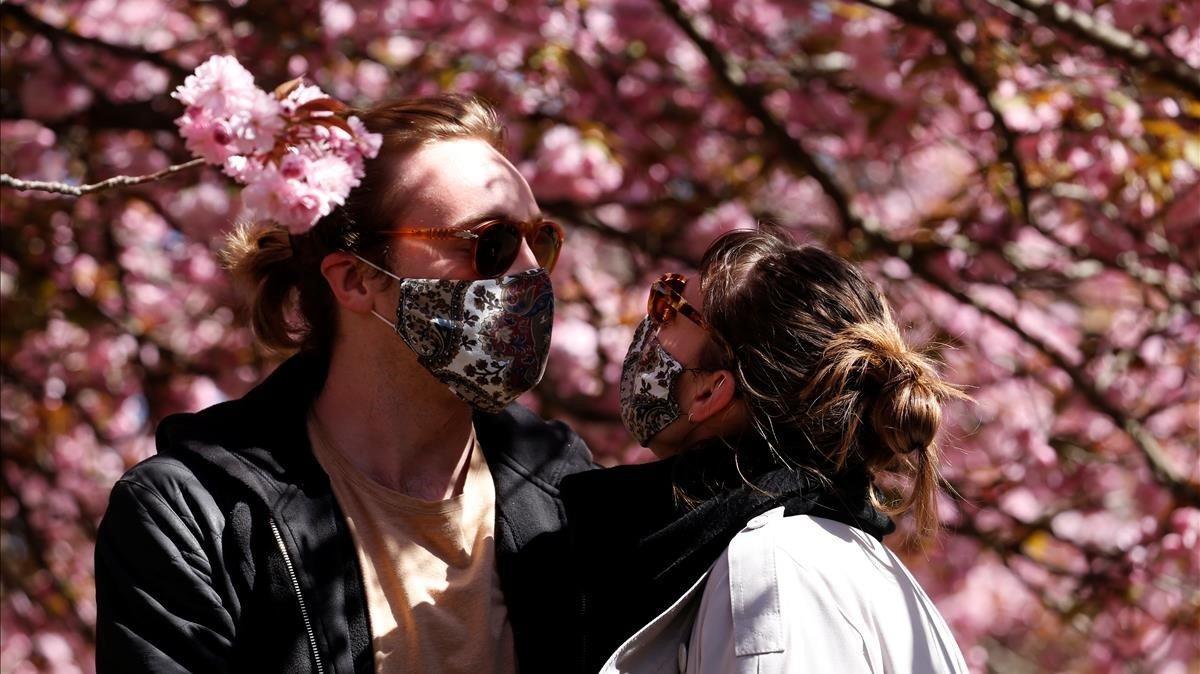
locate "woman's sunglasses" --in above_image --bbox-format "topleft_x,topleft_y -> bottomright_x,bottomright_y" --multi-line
648,273 -> 713,331
380,218 -> 565,279
648,273 -> 734,362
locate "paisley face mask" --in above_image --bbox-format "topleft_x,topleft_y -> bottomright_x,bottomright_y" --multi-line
619,317 -> 687,446
358,256 -> 555,413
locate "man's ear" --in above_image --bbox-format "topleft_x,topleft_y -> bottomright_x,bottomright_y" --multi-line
321,251 -> 380,314
685,369 -> 737,425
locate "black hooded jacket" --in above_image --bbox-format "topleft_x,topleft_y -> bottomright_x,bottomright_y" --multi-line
94,352 -> 595,673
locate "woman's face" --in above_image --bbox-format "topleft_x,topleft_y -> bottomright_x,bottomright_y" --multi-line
642,277 -> 745,458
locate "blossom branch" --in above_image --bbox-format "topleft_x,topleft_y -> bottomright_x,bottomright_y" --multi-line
1,2 -> 189,78
911,261 -> 1200,507
858,0 -> 1192,308
659,0 -> 1199,506
656,0 -> 861,235
0,159 -> 204,197
980,0 -> 1200,98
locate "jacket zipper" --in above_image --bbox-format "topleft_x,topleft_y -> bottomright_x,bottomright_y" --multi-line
269,517 -> 325,674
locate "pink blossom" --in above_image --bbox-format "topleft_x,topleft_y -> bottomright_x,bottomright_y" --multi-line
280,83 -> 329,115
176,106 -> 236,164
229,89 -> 284,155
172,55 -> 259,117
240,163 -> 329,232
305,156 -> 358,204
525,125 -> 623,202
172,56 -> 381,232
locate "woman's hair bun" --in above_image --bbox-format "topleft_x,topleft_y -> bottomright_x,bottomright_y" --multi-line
818,320 -> 962,466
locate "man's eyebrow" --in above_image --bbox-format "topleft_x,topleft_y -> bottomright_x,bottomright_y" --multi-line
448,211 -> 546,229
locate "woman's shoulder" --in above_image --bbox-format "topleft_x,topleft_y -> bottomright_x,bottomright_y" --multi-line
695,509 -> 882,655
745,509 -> 923,622
688,508 -> 968,674
763,510 -> 896,572
725,509 -> 891,620
687,508 -> 879,673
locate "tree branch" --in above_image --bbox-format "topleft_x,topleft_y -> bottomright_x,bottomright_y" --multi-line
980,0 -> 1200,98
660,0 -> 1199,506
0,2 -> 189,78
656,0 -> 862,234
911,260 -> 1200,506
857,0 -> 1192,307
1,159 -> 204,197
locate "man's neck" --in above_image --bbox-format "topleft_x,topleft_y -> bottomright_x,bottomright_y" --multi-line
311,343 -> 476,500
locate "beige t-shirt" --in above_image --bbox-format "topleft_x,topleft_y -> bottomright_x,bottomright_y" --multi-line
309,416 -> 517,674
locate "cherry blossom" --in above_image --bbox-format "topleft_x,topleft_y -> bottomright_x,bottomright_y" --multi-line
1,1 -> 1197,672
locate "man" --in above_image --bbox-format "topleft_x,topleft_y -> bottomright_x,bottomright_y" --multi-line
95,95 -> 594,673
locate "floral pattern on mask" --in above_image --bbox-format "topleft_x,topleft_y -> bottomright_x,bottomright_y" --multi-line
395,269 -> 554,413
619,317 -> 685,446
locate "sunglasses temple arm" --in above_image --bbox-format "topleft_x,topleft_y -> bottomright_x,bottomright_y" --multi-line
353,254 -> 404,283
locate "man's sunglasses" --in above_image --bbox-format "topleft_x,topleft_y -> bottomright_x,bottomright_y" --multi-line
380,218 -> 565,279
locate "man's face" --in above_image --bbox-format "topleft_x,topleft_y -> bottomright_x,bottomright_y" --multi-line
379,137 -> 542,282
357,137 -> 546,396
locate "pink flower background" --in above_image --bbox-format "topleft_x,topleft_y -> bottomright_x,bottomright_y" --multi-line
1,0 -> 1197,672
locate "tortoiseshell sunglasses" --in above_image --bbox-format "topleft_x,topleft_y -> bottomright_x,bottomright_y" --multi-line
648,272 -> 735,359
648,273 -> 713,331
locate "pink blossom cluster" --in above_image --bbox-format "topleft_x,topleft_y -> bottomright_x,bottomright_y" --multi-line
172,55 -> 382,233
524,125 -> 624,202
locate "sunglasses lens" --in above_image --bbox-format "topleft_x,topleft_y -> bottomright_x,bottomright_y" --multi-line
646,285 -> 671,325
475,221 -> 522,278
530,222 -> 564,272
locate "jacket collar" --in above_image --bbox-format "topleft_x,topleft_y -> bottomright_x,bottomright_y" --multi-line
562,453 -> 894,580
155,350 -> 576,509
561,453 -> 893,672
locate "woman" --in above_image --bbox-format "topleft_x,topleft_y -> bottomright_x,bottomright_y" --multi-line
561,227 -> 968,673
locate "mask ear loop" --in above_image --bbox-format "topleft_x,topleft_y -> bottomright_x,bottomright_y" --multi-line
682,370 -> 732,424
353,254 -> 404,331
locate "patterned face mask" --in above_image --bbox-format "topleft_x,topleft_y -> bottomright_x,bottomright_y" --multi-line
619,317 -> 686,446
359,256 -> 555,413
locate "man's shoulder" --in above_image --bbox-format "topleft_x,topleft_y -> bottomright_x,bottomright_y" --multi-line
118,450 -> 206,491
114,390 -> 307,522
151,397 -> 248,461
475,402 -> 597,495
114,401 -> 264,513
99,452 -> 233,554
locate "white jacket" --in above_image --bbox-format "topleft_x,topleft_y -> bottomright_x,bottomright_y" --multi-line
599,507 -> 969,674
